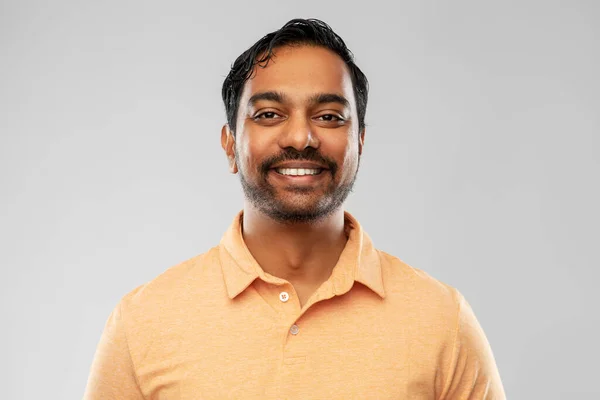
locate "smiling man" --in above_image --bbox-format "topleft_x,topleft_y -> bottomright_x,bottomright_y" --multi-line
84,19 -> 506,399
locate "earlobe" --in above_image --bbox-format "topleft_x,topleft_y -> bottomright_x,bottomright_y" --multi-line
221,124 -> 238,174
230,154 -> 238,174
358,128 -> 366,155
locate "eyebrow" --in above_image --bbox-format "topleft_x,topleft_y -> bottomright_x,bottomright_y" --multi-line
247,91 -> 287,108
247,91 -> 350,109
308,93 -> 350,109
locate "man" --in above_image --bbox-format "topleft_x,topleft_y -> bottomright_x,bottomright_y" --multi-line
84,18 -> 505,399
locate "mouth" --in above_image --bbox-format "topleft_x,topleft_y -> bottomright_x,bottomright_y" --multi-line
273,167 -> 325,176
268,167 -> 328,185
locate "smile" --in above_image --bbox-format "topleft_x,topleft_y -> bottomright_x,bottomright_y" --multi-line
275,168 -> 323,176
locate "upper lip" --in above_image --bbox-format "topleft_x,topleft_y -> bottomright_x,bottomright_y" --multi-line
271,162 -> 328,170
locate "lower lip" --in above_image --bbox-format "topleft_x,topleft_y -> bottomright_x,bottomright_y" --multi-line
268,169 -> 328,184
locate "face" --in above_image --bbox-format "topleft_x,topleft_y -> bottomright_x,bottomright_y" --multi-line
221,45 -> 365,223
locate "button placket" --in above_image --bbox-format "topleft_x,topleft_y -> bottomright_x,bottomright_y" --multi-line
273,285 -> 303,341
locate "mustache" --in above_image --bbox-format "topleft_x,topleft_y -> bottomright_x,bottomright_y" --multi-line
260,148 -> 338,176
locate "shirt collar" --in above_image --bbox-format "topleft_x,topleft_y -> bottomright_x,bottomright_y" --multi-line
218,210 -> 385,300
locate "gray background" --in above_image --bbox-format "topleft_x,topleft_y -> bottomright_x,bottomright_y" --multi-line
1,0 -> 598,398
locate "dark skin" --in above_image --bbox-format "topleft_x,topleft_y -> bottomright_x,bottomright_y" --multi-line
221,45 -> 365,307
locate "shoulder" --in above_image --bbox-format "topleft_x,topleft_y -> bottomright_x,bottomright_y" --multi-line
377,249 -> 461,314
119,246 -> 222,315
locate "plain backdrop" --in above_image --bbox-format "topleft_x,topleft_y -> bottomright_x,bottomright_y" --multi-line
1,0 -> 599,398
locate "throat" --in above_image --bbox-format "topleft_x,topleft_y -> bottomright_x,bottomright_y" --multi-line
240,205 -> 349,291
292,281 -> 325,307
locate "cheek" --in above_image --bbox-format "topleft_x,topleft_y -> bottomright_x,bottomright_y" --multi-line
234,140 -> 253,174
342,150 -> 358,172
338,141 -> 360,179
319,132 -> 359,177
237,130 -> 271,170
340,134 -> 359,163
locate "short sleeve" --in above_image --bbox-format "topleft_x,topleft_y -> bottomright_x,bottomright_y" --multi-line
83,302 -> 145,400
441,291 -> 506,400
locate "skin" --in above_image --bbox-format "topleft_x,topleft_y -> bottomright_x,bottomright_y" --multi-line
221,45 -> 365,307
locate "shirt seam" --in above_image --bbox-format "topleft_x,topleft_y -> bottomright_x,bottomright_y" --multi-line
119,301 -> 147,400
440,288 -> 461,400
375,250 -> 385,297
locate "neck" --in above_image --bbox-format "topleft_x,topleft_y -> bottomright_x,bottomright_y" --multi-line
241,201 -> 349,286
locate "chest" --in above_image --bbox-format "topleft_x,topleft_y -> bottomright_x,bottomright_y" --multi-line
132,290 -> 446,399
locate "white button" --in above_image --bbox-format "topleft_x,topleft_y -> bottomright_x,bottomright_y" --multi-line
290,324 -> 300,335
279,291 -> 290,302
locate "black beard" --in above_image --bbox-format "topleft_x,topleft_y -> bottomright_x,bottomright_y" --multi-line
236,148 -> 360,224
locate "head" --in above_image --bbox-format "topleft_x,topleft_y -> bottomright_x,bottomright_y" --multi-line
221,18 -> 369,224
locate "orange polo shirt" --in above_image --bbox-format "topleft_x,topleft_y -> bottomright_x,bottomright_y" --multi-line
84,211 -> 505,399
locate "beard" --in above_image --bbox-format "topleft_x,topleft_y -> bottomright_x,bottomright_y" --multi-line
236,147 -> 360,224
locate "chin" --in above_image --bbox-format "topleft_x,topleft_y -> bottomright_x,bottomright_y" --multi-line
262,200 -> 337,223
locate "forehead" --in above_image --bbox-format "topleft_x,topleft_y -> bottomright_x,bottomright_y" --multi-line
240,45 -> 355,106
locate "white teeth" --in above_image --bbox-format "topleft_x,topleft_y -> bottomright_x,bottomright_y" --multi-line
276,168 -> 321,176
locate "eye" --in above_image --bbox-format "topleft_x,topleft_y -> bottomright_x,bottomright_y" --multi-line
254,111 -> 281,120
316,114 -> 344,122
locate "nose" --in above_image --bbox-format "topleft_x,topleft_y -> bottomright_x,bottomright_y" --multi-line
277,112 -> 320,151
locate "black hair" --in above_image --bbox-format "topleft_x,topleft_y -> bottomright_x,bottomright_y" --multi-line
221,18 -> 369,135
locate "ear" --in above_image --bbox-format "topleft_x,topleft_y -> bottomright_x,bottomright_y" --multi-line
221,124 -> 238,174
358,128 -> 366,156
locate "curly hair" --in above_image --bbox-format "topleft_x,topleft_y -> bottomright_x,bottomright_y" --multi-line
221,18 -> 369,135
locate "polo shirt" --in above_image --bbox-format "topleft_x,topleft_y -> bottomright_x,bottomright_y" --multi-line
84,211 -> 505,399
